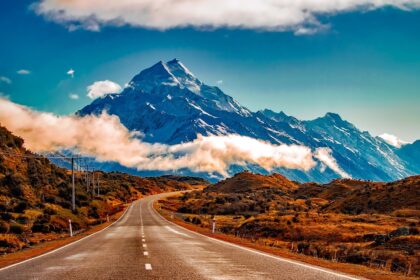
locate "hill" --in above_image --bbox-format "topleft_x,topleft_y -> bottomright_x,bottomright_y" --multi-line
205,171 -> 298,193
0,125 -> 208,253
162,171 -> 420,277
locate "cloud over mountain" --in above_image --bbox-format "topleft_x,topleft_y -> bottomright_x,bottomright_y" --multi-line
33,0 -> 420,34
379,133 -> 408,148
87,80 -> 122,99
0,97 -> 327,176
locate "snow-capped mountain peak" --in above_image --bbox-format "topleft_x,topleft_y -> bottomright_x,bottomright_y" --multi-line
130,59 -> 201,94
77,59 -> 418,182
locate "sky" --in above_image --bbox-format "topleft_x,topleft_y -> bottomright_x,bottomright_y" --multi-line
0,0 -> 419,142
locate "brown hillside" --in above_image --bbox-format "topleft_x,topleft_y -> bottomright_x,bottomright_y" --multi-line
326,176 -> 420,214
0,125 -> 207,253
205,171 -> 298,193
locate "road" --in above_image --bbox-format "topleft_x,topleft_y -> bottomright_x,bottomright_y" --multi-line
0,192 -> 362,280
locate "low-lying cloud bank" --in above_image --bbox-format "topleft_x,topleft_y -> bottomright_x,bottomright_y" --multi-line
0,98 -> 349,177
33,0 -> 420,33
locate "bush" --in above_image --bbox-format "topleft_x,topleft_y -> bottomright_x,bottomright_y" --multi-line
10,185 -> 23,196
14,201 -> 28,213
1,212 -> 12,221
16,215 -> 29,224
32,223 -> 51,233
44,208 -> 57,215
0,221 -> 9,233
10,224 -> 24,234
191,217 -> 202,225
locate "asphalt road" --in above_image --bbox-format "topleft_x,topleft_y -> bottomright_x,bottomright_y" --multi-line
0,192 -> 362,280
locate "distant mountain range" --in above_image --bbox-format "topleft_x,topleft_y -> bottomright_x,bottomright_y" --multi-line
77,59 -> 419,182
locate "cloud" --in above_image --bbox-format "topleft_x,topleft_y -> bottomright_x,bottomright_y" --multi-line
32,0 -> 420,34
217,80 -> 223,85
314,147 -> 351,178
87,80 -> 122,99
67,69 -> 75,78
68,93 -> 80,100
0,76 -> 12,84
0,97 -> 334,176
17,69 -> 31,75
379,133 -> 408,148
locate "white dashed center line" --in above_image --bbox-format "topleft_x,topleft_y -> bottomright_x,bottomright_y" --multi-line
143,244 -> 147,248
144,251 -> 149,256
142,239 -> 146,242
145,263 -> 152,270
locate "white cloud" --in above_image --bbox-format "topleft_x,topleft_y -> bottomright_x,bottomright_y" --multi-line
67,69 -> 75,78
87,80 -> 122,99
379,133 -> 408,148
314,147 -> 351,178
217,80 -> 223,85
17,69 -> 31,75
0,97 -> 334,176
0,76 -> 12,84
33,0 -> 420,34
68,93 -> 80,100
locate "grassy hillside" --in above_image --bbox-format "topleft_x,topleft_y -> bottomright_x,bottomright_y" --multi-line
0,125 -> 208,253
161,171 -> 420,278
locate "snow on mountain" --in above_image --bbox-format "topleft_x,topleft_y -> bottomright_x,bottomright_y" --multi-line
77,59 -> 417,182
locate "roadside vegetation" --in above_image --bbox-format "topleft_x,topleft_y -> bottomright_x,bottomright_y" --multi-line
0,125 -> 208,254
159,171 -> 420,279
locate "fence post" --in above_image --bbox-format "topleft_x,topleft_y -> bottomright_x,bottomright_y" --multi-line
69,219 -> 73,237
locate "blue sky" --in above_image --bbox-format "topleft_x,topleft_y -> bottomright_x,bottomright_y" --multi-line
0,0 -> 419,141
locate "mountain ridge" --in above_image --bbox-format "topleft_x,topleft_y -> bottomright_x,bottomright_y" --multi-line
77,59 -> 419,182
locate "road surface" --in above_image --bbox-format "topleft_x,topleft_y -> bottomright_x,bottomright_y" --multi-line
0,192 -> 362,280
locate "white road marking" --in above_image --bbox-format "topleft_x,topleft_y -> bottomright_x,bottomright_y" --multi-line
145,263 -> 152,270
144,251 -> 149,256
164,226 -> 190,237
143,244 -> 147,248
142,239 -> 146,242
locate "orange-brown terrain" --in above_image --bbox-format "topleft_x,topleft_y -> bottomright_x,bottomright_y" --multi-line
0,125 -> 208,256
159,171 -> 420,279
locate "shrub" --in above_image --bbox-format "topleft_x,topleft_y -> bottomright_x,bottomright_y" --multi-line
10,185 -> 24,196
0,221 -> 9,233
1,212 -> 12,221
14,201 -> 28,213
10,224 -> 24,234
16,215 -> 29,224
191,217 -> 202,225
44,208 -> 57,215
32,223 -> 51,233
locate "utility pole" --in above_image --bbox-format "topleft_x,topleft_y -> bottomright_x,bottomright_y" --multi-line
92,171 -> 95,196
85,164 -> 90,192
97,173 -> 100,196
71,157 -> 75,212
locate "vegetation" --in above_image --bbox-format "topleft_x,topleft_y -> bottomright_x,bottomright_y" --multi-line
160,171 -> 420,278
0,125 -> 208,253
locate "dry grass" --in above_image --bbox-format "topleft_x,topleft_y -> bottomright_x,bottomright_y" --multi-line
0,205 -> 127,268
157,204 -> 418,280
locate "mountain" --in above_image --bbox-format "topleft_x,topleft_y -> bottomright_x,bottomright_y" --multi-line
396,140 -> 420,174
77,59 -> 418,182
